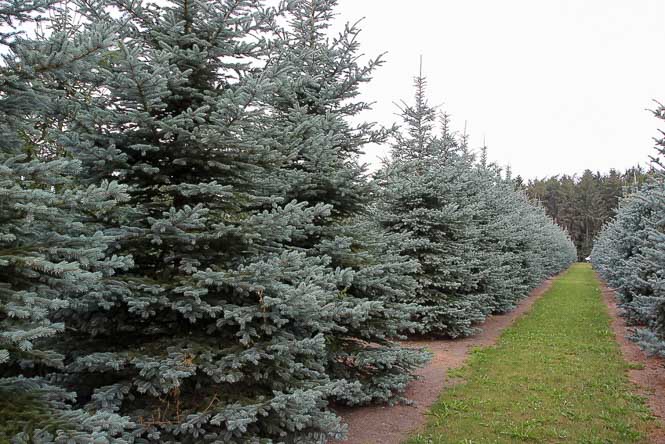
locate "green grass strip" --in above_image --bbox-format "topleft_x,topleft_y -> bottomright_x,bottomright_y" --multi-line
406,263 -> 656,444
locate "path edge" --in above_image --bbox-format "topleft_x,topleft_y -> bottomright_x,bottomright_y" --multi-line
331,272 -> 562,444
597,273 -> 665,444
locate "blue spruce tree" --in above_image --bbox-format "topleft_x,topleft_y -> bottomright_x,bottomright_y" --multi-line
377,71 -> 490,337
264,0 -> 430,406
0,1 -> 136,440
19,0 -> 428,441
471,156 -> 533,313
592,101 -> 665,357
377,68 -> 576,337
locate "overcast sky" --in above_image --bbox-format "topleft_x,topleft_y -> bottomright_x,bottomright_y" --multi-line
332,0 -> 665,179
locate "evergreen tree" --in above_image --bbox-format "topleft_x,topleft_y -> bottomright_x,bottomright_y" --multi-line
474,164 -> 576,314
473,165 -> 533,313
0,1 -> 136,440
377,72 -> 492,337
377,69 -> 576,337
264,0 -> 430,407
526,166 -> 652,260
7,0 -> 430,441
592,101 -> 665,358
55,1 -> 345,441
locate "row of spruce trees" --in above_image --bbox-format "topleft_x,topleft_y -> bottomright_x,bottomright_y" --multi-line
1,1 -> 576,442
592,103 -> 665,360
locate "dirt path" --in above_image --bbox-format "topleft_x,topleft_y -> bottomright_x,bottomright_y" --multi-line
600,278 -> 665,444
331,278 -> 556,444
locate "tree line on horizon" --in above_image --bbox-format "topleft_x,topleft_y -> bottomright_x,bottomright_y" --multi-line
518,166 -> 652,260
0,0 -> 575,442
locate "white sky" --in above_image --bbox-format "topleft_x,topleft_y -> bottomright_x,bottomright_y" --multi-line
333,0 -> 665,179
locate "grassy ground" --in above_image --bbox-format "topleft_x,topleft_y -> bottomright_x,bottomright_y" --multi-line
406,263 -> 656,444
0,392 -> 65,443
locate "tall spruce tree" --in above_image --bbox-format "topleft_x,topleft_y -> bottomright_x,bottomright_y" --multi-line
264,0 -> 429,406
377,69 -> 576,337
13,0 -> 430,442
471,161 -> 532,313
0,1 -> 137,440
593,101 -> 665,357
376,71 -> 490,337
55,1 -> 346,441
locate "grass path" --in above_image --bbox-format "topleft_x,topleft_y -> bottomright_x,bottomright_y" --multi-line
407,263 -> 656,443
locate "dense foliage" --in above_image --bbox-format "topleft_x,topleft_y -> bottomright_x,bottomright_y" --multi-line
377,73 -> 576,337
592,103 -> 665,359
0,2 -> 138,440
1,1 -> 574,441
522,167 -> 651,260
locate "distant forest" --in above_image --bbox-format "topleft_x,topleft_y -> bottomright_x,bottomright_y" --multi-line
518,167 -> 652,260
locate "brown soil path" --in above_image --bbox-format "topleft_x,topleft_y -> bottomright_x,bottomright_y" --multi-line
600,278 -> 665,444
331,277 -> 557,444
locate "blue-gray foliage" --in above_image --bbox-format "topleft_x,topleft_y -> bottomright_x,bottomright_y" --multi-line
4,0 -> 428,442
592,103 -> 665,356
264,0 -> 431,408
2,0 -> 577,442
0,1 -> 136,441
376,73 -> 577,337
